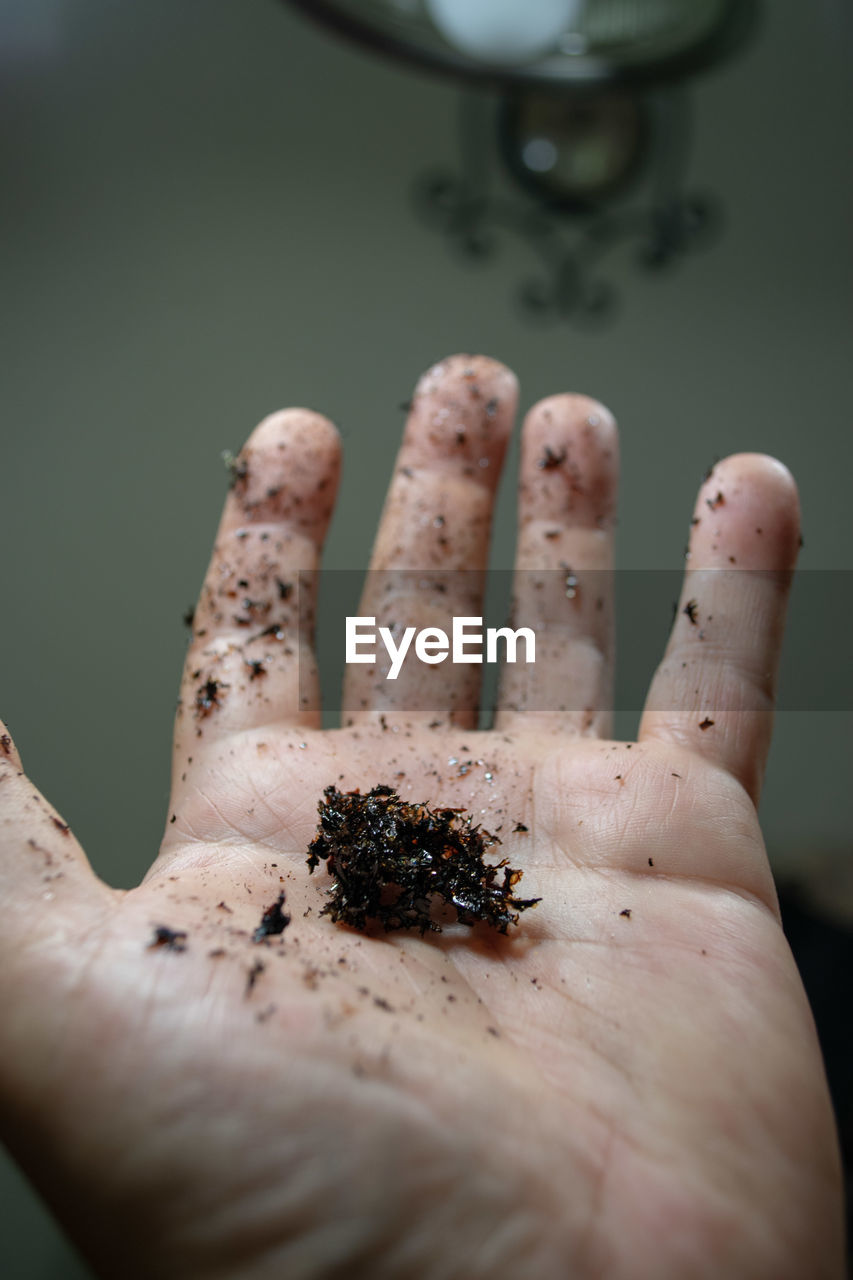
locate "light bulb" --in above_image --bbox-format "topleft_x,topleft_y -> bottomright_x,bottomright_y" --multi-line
425,0 -> 583,66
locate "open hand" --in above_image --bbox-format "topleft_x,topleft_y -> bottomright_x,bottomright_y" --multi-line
0,355 -> 843,1279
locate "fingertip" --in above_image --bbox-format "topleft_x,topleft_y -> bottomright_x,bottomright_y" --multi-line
524,393 -> 617,438
415,353 -> 519,405
703,453 -> 798,500
404,355 -> 519,485
519,393 -> 619,529
224,408 -> 342,536
692,453 -> 801,568
247,407 -> 342,467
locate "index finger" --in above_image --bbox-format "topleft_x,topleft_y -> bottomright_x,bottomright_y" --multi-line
174,408 -> 340,764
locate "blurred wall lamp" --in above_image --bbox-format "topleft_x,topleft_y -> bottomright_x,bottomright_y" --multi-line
284,0 -> 759,323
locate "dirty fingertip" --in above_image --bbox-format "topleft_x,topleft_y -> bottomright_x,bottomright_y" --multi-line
692,453 -> 800,568
224,408 -> 341,534
402,354 -> 519,480
519,394 -> 618,527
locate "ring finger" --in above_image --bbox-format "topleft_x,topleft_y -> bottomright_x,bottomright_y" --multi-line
494,394 -> 618,736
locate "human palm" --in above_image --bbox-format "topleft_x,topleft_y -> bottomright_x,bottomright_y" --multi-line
0,356 -> 843,1279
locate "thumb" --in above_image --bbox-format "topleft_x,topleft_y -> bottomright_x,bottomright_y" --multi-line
0,718 -> 116,1122
0,717 -> 113,974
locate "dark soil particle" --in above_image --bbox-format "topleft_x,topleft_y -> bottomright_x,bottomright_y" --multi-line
246,959 -> 266,995
147,926 -> 188,952
538,445 -> 566,471
307,786 -> 540,935
253,892 -> 291,942
223,450 -> 249,489
195,677 -> 226,718
257,623 -> 286,641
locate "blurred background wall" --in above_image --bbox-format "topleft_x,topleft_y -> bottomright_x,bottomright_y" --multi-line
0,0 -> 850,1273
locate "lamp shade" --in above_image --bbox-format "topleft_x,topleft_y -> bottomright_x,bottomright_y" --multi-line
284,0 -> 757,88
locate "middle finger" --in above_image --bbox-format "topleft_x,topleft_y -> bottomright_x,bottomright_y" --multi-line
342,354 -> 518,729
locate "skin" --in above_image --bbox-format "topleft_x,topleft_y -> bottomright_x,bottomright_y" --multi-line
0,354 -> 844,1279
